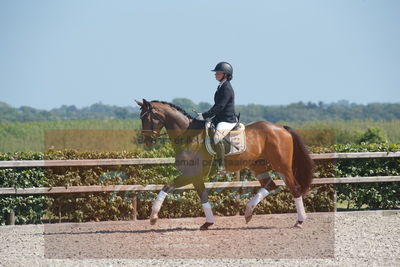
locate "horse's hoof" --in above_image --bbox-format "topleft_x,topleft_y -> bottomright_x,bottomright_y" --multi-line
294,221 -> 303,229
244,205 -> 254,223
200,222 -> 214,231
245,215 -> 252,224
150,218 -> 157,225
150,213 -> 158,225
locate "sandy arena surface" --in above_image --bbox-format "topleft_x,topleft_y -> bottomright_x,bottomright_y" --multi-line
0,211 -> 399,266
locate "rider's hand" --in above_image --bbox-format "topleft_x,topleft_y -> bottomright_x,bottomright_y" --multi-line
195,112 -> 204,120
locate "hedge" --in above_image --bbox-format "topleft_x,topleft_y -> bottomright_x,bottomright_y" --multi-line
0,143 -> 399,225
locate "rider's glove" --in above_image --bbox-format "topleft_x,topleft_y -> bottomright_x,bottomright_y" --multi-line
195,112 -> 204,120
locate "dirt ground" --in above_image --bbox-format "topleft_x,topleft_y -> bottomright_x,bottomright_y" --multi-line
0,211 -> 399,266
43,213 -> 334,259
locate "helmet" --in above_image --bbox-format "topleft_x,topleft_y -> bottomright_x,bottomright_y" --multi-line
211,62 -> 233,75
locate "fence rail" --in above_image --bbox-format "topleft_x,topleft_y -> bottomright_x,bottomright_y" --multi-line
1,151 -> 399,224
0,152 -> 399,168
1,152 -> 399,195
0,176 -> 400,196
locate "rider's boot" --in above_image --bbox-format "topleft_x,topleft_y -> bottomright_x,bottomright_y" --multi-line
215,141 -> 226,174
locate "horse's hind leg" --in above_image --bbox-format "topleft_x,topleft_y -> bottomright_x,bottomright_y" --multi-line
265,140 -> 308,228
244,170 -> 278,224
293,195 -> 307,228
275,168 -> 307,228
275,172 -> 306,228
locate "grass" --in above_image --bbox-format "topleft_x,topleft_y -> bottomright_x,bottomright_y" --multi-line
0,120 -> 141,152
278,119 -> 400,144
1,118 -> 399,152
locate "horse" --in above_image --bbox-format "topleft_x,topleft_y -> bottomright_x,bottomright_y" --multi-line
135,99 -> 314,230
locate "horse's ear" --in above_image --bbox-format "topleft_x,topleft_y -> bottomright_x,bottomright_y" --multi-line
135,99 -> 143,107
143,99 -> 152,109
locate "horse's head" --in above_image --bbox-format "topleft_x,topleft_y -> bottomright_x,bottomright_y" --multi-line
135,99 -> 166,146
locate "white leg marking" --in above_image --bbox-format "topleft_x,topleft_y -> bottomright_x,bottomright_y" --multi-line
294,196 -> 307,222
202,202 -> 215,223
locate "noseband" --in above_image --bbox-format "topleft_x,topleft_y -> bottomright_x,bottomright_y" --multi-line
140,108 -> 166,139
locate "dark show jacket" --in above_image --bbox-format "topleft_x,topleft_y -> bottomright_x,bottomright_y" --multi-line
202,81 -> 237,124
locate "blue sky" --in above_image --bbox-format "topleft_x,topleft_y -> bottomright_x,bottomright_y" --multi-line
0,0 -> 399,110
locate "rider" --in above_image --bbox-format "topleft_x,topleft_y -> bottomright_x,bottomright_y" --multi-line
202,62 -> 237,172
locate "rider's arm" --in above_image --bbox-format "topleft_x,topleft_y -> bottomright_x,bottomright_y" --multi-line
202,86 -> 232,119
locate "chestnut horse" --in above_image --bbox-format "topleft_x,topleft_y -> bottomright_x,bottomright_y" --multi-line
136,99 -> 314,230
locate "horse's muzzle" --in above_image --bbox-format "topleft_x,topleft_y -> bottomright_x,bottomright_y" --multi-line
141,130 -> 158,146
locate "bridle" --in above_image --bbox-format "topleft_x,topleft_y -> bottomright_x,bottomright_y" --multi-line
140,108 -> 167,140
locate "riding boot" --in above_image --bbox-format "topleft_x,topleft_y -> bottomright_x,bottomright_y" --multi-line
215,141 -> 226,172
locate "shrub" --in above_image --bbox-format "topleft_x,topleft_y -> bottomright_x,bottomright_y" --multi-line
0,143 -> 399,224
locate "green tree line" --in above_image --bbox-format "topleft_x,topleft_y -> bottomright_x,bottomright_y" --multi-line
1,99 -> 400,123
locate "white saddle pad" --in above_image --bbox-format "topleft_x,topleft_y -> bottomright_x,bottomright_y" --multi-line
205,122 -> 246,156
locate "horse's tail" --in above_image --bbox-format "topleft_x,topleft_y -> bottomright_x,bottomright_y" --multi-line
283,126 -> 315,196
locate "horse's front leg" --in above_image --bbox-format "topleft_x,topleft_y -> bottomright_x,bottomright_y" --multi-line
150,175 -> 197,225
193,180 -> 214,230
150,183 -> 175,225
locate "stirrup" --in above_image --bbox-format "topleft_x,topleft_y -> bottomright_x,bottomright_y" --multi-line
215,158 -> 226,175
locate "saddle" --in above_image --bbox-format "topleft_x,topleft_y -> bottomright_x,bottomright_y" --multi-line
205,121 -> 246,156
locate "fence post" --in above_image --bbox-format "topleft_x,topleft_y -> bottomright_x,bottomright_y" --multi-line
235,171 -> 240,181
333,189 -> 338,212
58,205 -> 62,223
131,193 -> 137,221
235,171 -> 241,215
6,209 -> 15,225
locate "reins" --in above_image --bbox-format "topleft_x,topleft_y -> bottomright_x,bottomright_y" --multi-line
140,108 -> 167,139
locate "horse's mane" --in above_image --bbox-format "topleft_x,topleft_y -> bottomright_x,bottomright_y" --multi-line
151,100 -> 205,129
151,100 -> 195,119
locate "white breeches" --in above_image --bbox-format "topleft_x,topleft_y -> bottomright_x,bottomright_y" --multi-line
214,122 -> 237,144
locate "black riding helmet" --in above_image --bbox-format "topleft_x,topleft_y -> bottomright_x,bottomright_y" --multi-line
211,62 -> 233,75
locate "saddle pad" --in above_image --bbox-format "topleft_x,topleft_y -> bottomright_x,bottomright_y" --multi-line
205,123 -> 246,156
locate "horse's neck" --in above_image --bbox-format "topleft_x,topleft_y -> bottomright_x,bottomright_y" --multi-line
163,109 -> 191,139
